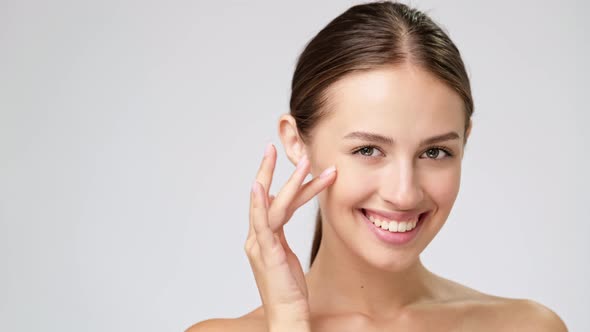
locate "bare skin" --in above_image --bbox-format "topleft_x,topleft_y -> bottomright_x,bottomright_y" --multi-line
187,65 -> 567,332
188,278 -> 566,332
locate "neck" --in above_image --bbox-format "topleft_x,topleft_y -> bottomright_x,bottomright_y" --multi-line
305,235 -> 437,317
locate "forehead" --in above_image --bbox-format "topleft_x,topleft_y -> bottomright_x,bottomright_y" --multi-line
319,65 -> 465,138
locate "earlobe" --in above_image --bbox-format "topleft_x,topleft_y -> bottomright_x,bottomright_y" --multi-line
278,113 -> 306,166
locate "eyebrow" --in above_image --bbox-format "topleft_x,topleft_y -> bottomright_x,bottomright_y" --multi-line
343,131 -> 461,146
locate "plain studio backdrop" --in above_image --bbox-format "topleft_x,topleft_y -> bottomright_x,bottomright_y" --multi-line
0,0 -> 588,331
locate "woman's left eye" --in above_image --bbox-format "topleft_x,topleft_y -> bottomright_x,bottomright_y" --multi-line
421,147 -> 453,160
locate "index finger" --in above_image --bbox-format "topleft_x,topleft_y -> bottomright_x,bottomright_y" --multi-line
247,143 -> 276,239
255,143 -> 277,203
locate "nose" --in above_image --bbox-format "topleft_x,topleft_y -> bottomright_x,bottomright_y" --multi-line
379,160 -> 424,210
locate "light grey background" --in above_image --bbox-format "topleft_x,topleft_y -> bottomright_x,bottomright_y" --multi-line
0,0 -> 588,331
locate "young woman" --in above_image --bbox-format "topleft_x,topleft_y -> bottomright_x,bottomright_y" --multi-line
189,1 -> 567,331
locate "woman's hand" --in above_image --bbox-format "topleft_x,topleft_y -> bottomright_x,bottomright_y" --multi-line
245,143 -> 336,332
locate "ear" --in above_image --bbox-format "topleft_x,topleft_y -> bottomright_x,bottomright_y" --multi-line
278,113 -> 307,166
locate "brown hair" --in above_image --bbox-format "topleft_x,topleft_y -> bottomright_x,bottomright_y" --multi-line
288,1 -> 474,267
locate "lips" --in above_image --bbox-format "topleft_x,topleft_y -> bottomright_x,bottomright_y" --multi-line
358,208 -> 429,245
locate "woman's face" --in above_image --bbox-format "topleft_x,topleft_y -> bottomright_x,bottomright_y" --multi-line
306,64 -> 469,271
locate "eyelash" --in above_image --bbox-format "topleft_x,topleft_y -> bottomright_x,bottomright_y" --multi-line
351,145 -> 454,160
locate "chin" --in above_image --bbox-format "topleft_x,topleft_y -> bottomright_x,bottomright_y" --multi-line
358,243 -> 423,272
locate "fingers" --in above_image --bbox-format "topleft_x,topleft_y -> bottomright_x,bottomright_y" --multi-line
256,143 -> 277,202
269,162 -> 337,231
250,181 -> 273,246
292,165 -> 336,209
267,155 -> 311,229
244,144 -> 322,321
248,141 -> 338,235
247,144 -> 277,242
250,181 -> 286,265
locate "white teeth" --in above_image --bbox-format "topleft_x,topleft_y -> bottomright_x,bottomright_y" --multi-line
399,222 -> 407,232
388,221 -> 398,232
366,212 -> 419,233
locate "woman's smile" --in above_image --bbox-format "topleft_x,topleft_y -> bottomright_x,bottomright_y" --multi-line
357,208 -> 430,246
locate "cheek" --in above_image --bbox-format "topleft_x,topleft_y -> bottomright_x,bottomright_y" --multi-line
423,167 -> 461,207
318,160 -> 379,207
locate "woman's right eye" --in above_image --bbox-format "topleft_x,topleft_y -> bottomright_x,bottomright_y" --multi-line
352,146 -> 384,158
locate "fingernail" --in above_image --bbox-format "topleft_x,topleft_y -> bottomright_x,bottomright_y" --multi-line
296,154 -> 308,170
319,166 -> 336,179
264,143 -> 273,157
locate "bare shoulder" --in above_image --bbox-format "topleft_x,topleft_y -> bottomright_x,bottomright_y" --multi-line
497,298 -> 567,332
429,275 -> 567,331
185,307 -> 265,332
463,296 -> 568,332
